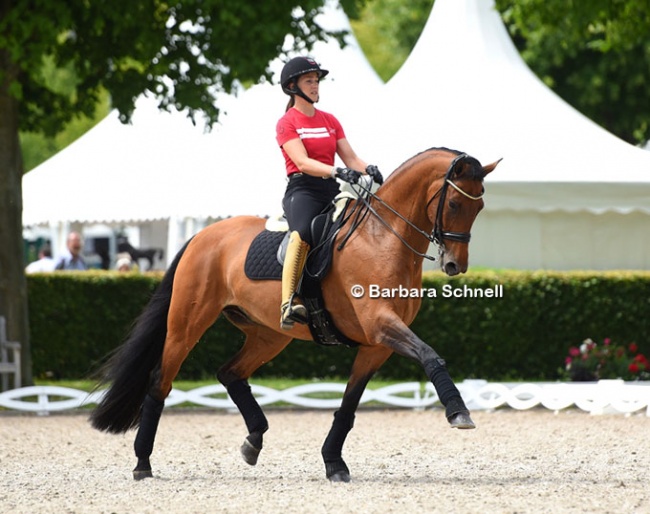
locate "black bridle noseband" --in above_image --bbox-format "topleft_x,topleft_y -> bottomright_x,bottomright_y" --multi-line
338,153 -> 484,262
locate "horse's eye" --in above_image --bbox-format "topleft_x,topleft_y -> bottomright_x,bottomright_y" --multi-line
449,200 -> 459,211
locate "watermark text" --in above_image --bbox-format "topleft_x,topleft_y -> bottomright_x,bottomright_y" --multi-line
350,284 -> 504,299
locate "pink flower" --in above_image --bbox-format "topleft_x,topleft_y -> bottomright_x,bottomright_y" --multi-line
569,346 -> 581,357
604,338 -> 612,346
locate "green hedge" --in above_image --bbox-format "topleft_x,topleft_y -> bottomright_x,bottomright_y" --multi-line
26,270 -> 650,382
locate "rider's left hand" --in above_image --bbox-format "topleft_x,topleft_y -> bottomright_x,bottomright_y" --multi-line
365,164 -> 384,185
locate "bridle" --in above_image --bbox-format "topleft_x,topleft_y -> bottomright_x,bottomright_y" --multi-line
430,153 -> 484,248
339,153 -> 484,262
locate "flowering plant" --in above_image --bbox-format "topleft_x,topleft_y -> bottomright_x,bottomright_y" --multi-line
561,338 -> 650,381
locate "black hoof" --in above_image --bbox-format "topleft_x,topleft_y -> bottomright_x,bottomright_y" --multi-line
133,468 -> 153,480
448,411 -> 476,429
328,471 -> 351,483
325,459 -> 350,483
240,438 -> 262,466
133,458 -> 152,480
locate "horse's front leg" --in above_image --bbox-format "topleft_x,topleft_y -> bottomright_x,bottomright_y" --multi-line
321,345 -> 393,482
379,318 -> 475,429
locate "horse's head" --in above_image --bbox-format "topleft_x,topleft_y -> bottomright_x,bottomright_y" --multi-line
426,151 -> 500,276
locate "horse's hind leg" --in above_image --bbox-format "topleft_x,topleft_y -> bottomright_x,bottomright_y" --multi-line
133,393 -> 165,479
321,345 -> 393,482
132,295 -> 224,480
216,325 -> 292,466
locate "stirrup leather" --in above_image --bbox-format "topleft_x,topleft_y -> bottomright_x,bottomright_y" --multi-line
280,231 -> 310,330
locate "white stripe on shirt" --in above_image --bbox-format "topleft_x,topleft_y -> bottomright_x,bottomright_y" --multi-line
297,127 -> 330,139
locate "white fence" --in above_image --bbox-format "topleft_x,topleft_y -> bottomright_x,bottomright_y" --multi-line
1,379 -> 649,416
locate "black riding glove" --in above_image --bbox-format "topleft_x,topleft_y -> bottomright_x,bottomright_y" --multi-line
335,167 -> 362,184
365,164 -> 384,185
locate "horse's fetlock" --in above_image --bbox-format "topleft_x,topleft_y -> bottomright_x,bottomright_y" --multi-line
324,459 -> 350,482
247,430 -> 264,450
445,396 -> 468,419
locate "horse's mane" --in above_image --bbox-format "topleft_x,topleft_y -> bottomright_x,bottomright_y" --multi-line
389,147 -> 485,182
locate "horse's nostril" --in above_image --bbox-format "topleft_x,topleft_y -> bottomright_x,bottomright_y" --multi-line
444,262 -> 459,276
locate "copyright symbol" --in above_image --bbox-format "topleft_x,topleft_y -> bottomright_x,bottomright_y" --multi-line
350,284 -> 364,298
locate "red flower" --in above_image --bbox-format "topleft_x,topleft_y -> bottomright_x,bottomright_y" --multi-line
634,354 -> 649,369
629,343 -> 638,354
569,346 -> 580,357
629,363 -> 640,374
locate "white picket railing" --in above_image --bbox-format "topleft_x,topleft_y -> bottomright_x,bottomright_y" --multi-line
1,379 -> 649,416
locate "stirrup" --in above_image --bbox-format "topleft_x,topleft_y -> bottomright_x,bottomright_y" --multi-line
280,296 -> 309,330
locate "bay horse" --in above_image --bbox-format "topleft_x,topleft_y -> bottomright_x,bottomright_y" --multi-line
90,147 -> 500,482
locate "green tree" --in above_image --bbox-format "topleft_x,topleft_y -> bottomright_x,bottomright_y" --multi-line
351,0 -> 433,81
494,0 -> 650,145
19,58 -> 111,172
0,0 -> 362,387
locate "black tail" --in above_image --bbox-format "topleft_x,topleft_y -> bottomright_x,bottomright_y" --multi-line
89,239 -> 192,433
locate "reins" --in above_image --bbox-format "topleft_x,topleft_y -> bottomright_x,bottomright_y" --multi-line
338,153 -> 484,262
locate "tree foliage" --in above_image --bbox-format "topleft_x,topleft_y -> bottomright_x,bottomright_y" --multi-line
351,0 -> 433,81
494,0 -> 650,145
3,0 -> 363,133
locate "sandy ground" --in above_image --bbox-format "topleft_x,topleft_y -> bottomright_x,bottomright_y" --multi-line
1,407 -> 648,514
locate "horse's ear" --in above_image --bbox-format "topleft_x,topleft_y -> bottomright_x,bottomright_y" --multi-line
482,158 -> 502,176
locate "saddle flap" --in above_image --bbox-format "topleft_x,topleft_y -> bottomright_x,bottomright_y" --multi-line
276,232 -> 291,266
310,212 -> 331,247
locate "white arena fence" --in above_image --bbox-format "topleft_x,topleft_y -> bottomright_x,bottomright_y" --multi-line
0,380 -> 649,416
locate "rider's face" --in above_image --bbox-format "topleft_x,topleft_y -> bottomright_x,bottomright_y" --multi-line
296,72 -> 320,102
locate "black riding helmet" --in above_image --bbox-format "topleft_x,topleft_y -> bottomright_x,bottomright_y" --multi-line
280,56 -> 329,104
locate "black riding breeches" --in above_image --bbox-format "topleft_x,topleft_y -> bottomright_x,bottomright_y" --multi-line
282,174 -> 340,246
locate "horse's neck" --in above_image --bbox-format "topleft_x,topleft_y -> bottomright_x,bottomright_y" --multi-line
347,155 -> 444,279
372,156 -> 442,251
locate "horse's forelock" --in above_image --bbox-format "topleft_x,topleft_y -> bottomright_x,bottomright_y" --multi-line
458,156 -> 485,181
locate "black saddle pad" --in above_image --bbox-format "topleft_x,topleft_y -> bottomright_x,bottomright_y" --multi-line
244,230 -> 285,280
243,226 -> 358,348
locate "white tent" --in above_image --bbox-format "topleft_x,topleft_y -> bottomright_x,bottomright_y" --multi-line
346,0 -> 650,270
23,0 -> 650,271
22,0 -> 382,266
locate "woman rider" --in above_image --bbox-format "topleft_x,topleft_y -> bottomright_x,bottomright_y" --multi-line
276,56 -> 384,330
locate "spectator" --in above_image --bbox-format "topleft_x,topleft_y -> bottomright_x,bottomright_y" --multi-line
116,256 -> 134,272
55,232 -> 88,271
25,244 -> 56,273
